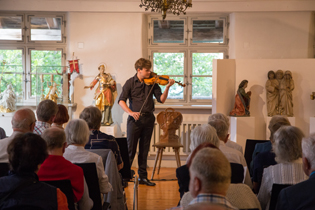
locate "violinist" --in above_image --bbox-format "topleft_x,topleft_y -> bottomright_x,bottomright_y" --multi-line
118,58 -> 175,186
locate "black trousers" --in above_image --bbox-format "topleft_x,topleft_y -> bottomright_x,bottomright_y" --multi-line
127,113 -> 155,179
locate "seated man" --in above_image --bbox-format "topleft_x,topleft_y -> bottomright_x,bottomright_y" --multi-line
276,134 -> 315,210
38,127 -> 93,209
0,133 -> 68,209
34,99 -> 58,135
187,148 -> 237,209
80,106 -> 123,170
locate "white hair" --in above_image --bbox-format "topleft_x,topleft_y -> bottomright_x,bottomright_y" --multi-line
190,148 -> 231,193
208,113 -> 230,128
65,119 -> 90,146
208,119 -> 229,140
190,124 -> 220,151
273,126 -> 304,163
302,134 -> 315,170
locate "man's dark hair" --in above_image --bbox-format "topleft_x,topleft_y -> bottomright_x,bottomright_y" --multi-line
7,133 -> 48,174
79,106 -> 102,130
134,58 -> 151,71
36,100 -> 58,122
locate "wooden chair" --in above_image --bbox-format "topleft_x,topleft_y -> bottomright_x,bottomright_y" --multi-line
269,184 -> 292,210
43,179 -> 75,210
0,162 -> 10,177
230,163 -> 244,184
244,139 -> 269,172
75,162 -> 110,210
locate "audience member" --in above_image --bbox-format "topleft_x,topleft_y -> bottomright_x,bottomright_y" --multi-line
0,127 -> 6,139
34,99 -> 58,135
51,104 -> 69,129
79,106 -> 123,170
208,113 -> 243,154
38,127 -> 93,209
252,115 -> 290,193
187,148 -> 237,209
209,119 -> 252,188
0,108 -> 36,162
0,133 -> 68,209
63,119 -> 113,199
276,133 -> 315,210
258,126 -> 308,210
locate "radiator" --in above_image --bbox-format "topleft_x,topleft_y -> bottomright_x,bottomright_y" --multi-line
149,121 -> 207,155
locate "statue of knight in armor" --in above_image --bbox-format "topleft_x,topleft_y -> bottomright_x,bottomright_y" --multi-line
85,64 -> 117,126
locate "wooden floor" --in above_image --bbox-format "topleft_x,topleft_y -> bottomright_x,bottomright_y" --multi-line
124,167 -> 180,210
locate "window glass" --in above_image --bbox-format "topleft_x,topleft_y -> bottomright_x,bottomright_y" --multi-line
192,53 -> 223,75
30,17 -> 62,41
153,20 -> 184,43
0,16 -> 22,40
192,77 -> 212,100
192,20 -> 224,43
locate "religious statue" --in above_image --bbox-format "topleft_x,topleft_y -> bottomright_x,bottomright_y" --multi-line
157,108 -> 183,143
266,70 -> 279,116
84,64 -> 117,126
45,82 -> 59,103
279,70 -> 294,116
230,80 -> 251,116
0,84 -> 16,113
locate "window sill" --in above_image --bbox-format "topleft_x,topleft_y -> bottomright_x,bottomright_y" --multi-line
155,104 -> 212,110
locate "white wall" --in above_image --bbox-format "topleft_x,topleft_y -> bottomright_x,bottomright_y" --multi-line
229,12 -> 314,59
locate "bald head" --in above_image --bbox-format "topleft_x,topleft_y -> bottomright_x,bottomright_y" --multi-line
11,108 -> 36,132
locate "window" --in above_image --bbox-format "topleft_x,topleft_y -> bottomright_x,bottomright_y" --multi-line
148,15 -> 229,105
0,12 -> 66,104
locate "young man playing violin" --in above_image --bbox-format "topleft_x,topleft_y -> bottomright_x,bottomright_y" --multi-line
118,58 -> 175,186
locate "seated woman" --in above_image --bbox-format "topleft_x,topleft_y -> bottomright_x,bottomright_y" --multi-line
257,126 -> 308,210
51,104 -> 69,129
63,119 -> 113,198
0,133 -> 68,209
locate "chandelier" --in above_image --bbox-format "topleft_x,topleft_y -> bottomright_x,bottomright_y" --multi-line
139,0 -> 192,20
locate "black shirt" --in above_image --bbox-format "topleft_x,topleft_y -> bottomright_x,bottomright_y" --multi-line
118,74 -> 162,113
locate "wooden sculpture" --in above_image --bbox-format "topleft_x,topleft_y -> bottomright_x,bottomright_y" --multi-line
157,108 -> 183,143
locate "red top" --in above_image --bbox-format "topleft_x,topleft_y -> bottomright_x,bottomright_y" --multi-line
38,155 -> 84,202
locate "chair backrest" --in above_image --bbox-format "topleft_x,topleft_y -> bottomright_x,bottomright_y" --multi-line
75,162 -> 102,210
269,184 -> 292,210
0,162 -> 10,177
42,180 -> 75,210
133,175 -> 138,210
4,205 -> 45,210
230,163 -> 244,183
115,138 -> 132,180
244,139 -> 269,172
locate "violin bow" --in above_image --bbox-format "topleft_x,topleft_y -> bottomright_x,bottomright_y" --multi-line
138,78 -> 158,119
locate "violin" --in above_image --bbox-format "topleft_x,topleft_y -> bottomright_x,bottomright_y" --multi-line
144,72 -> 186,87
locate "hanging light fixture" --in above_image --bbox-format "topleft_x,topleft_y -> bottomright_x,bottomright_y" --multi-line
139,0 -> 192,20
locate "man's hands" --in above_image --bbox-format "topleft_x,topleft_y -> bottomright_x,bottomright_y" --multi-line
129,111 -> 140,121
167,79 -> 175,87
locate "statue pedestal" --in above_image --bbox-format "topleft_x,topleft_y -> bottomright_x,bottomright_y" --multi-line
266,117 -> 295,139
100,124 -> 117,137
230,117 -> 255,150
310,117 -> 315,134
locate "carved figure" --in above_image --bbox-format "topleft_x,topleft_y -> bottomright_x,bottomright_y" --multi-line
157,108 -> 183,143
45,82 -> 59,103
0,84 -> 16,113
230,80 -> 251,116
279,70 -> 294,116
266,71 -> 279,116
85,65 -> 117,126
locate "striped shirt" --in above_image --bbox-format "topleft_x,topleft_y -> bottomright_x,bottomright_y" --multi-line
33,121 -> 50,135
257,158 -> 308,210
189,193 -> 238,210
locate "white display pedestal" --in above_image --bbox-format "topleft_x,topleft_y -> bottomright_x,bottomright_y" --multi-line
100,124 -> 117,136
266,117 -> 295,139
310,117 -> 315,134
230,117 -> 255,151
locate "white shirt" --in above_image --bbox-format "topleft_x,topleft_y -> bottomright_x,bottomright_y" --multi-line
219,141 -> 252,188
0,131 -> 22,163
257,158 -> 308,210
226,139 -> 243,154
63,145 -> 113,194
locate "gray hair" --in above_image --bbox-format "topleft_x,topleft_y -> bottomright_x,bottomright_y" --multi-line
11,108 -> 36,131
79,106 -> 102,130
273,126 -> 304,163
302,134 -> 315,170
190,148 -> 231,193
65,119 -> 90,146
41,127 -> 66,150
208,119 -> 229,140
36,100 -> 58,122
208,113 -> 230,128
268,115 -> 291,141
190,124 -> 220,151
